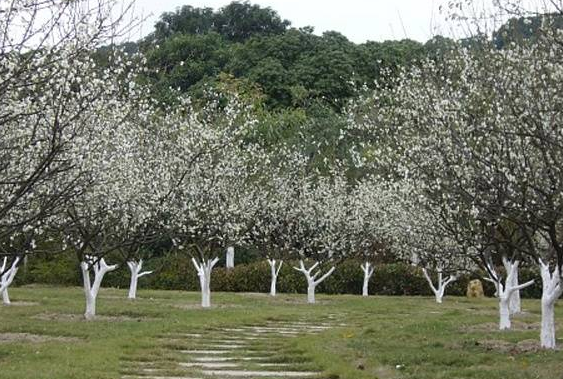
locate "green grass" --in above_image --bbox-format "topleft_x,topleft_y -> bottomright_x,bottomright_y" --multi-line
1,285 -> 563,379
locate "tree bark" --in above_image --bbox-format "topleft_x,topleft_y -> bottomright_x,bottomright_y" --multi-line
127,259 -> 152,300
539,260 -> 563,349
81,256 -> 118,320
503,257 -> 522,314
421,267 -> 456,304
192,257 -> 219,308
226,247 -> 235,269
267,259 -> 283,296
0,257 -> 20,306
2,288 -> 10,305
361,262 -> 374,297
293,260 -> 335,304
499,296 -> 511,330
493,260 -> 534,330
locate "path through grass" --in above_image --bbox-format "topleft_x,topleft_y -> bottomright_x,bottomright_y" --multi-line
0,286 -> 562,378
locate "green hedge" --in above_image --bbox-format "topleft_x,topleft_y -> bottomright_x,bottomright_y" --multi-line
15,251 -> 542,298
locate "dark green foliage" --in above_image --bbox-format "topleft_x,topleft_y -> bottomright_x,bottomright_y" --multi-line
16,252 -> 542,298
149,1 -> 290,44
139,1 -> 428,111
15,253 -> 81,286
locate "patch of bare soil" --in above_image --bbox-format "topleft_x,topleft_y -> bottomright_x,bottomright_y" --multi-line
475,339 -> 550,353
0,333 -> 81,344
2,301 -> 39,307
462,321 -> 540,332
32,312 -> 150,322
172,303 -> 241,310
237,293 -> 270,297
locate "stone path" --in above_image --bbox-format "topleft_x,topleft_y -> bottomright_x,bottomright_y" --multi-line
121,314 -> 345,379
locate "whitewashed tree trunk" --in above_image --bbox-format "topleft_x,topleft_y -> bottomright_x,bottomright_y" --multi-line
539,260 -> 563,349
127,259 -> 153,299
80,256 -> 118,320
492,260 -> 534,330
499,295 -> 511,329
502,257 -> 522,314
293,260 -> 335,304
192,257 -> 219,308
267,259 -> 283,296
421,267 -> 456,304
0,257 -> 20,305
361,262 -> 375,297
226,246 -> 235,269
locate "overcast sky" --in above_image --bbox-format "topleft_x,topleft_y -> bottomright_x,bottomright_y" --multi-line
131,0 -> 457,43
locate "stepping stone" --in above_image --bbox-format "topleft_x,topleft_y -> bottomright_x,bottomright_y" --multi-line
200,369 -> 318,377
180,362 -> 239,368
199,344 -> 246,349
180,350 -> 231,355
192,357 -> 271,362
207,340 -> 248,345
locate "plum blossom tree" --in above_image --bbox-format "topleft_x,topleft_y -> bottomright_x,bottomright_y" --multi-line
347,178 -> 399,297
165,96 -> 263,308
393,189 -> 472,304
349,31 -> 563,346
59,81 -> 173,319
268,171 -> 351,304
0,0 -> 140,303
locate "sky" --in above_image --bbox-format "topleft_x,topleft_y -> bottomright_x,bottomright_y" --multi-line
131,0 -> 456,43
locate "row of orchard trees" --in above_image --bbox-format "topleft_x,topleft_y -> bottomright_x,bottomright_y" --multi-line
0,0 -> 398,317
347,0 -> 563,349
3,0 -> 563,352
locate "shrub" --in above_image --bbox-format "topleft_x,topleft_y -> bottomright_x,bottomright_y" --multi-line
15,251 -> 543,298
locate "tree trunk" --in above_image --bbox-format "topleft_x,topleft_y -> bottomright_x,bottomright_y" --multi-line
128,274 -> 138,300
127,260 -> 152,300
489,260 -> 534,330
539,261 -> 562,349
421,267 -> 455,304
226,247 -> 235,269
541,300 -> 556,349
0,257 -> 20,305
362,277 -> 369,297
293,260 -> 335,305
267,259 -> 282,297
84,292 -> 96,321
81,256 -> 118,320
192,257 -> 219,308
2,288 -> 10,305
503,257 -> 522,314
499,296 -> 511,330
201,273 -> 211,308
307,282 -> 316,304
361,262 -> 374,297
435,290 -> 444,304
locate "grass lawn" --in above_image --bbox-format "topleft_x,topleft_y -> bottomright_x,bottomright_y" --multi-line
0,285 -> 562,379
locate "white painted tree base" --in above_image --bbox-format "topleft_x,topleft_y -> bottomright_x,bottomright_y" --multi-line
293,260 -> 335,304
127,259 -> 153,300
192,257 -> 219,308
489,260 -> 534,330
226,247 -> 235,269
539,260 -> 563,349
267,259 -> 283,296
0,257 -> 20,305
81,256 -> 117,320
421,267 -> 456,304
361,262 -> 374,297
